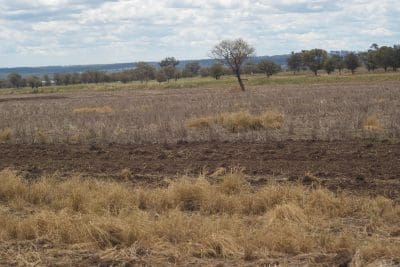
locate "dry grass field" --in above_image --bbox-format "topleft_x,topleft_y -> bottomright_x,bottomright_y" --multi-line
0,80 -> 400,144
0,169 -> 399,266
1,75 -> 400,266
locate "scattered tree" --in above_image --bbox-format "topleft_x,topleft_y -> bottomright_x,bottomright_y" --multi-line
330,55 -> 345,74
344,53 -> 360,74
211,38 -> 255,91
359,51 -> 378,72
257,60 -> 281,77
162,65 -> 176,82
242,62 -> 259,75
302,49 -> 328,76
200,68 -> 210,77
134,62 -> 156,83
394,45 -> 400,71
27,76 -> 41,89
209,63 -> 224,80
63,73 -> 72,85
160,57 -> 180,81
323,57 -> 336,74
183,62 -> 201,77
160,57 -> 179,68
287,52 -> 303,74
4,43 -> 400,90
7,73 -> 22,88
155,69 -> 167,83
53,73 -> 63,85
377,46 -> 395,72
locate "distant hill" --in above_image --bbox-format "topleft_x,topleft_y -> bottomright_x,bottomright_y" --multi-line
0,50 -> 356,78
0,55 -> 291,78
0,63 -> 135,78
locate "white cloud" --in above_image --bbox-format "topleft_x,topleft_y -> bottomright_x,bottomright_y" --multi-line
0,0 -> 399,67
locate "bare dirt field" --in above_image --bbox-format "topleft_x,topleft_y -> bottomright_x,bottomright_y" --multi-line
1,140 -> 400,200
1,79 -> 400,266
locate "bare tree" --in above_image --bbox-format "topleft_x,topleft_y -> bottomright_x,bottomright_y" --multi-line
211,38 -> 255,91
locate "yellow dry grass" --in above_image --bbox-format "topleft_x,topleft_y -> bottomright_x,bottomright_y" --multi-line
73,106 -> 114,114
259,110 -> 284,129
0,128 -> 13,142
364,114 -> 383,132
187,110 -> 284,132
186,116 -> 214,129
0,169 -> 399,265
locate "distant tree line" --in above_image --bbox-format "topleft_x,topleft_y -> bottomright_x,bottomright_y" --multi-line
0,58 -> 281,89
287,44 -> 400,75
1,43 -> 399,89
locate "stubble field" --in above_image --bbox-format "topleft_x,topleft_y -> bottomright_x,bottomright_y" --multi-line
0,76 -> 399,266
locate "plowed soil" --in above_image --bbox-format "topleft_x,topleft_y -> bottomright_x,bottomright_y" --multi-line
0,95 -> 67,103
1,140 -> 399,200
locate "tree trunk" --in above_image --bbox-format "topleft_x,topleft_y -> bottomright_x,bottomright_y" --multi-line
236,72 -> 245,91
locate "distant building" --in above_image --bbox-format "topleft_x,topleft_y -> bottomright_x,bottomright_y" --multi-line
41,80 -> 55,86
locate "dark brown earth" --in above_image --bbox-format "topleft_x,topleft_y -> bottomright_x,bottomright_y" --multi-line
1,140 -> 399,199
0,95 -> 67,103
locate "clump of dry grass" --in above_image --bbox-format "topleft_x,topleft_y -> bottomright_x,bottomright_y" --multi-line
219,170 -> 249,195
259,111 -> 284,129
0,127 -> 13,142
73,106 -> 114,114
364,114 -> 383,132
186,116 -> 213,129
34,128 -> 50,143
214,111 -> 263,132
187,110 -> 284,132
0,169 -> 399,265
120,168 -> 132,181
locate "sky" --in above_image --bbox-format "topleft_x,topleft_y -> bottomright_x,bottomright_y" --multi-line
0,0 -> 399,67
